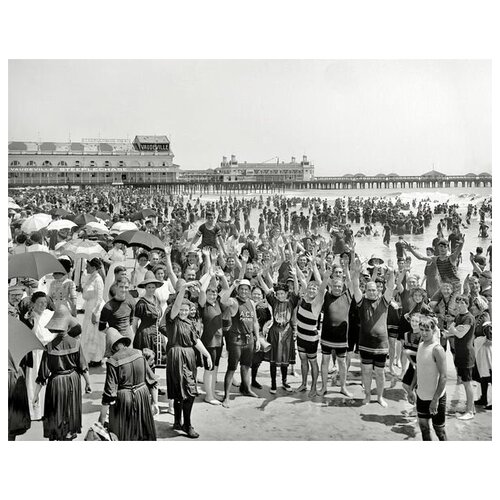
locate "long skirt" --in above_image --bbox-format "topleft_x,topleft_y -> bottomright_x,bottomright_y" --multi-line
25,349 -> 45,420
268,324 -> 293,365
81,300 -> 105,363
166,346 -> 197,400
43,370 -> 82,441
109,385 -> 156,441
8,370 -> 31,438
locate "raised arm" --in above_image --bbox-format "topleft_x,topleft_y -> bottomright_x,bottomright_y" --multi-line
468,253 -> 483,277
395,266 -> 407,294
350,257 -> 363,303
163,244 -> 178,288
170,283 -> 188,320
312,268 -> 330,312
383,268 -> 395,303
256,271 -> 272,296
197,270 -> 213,308
405,243 -> 432,262
342,260 -> 353,295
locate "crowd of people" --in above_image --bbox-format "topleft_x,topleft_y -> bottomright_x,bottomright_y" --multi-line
7,186 -> 493,441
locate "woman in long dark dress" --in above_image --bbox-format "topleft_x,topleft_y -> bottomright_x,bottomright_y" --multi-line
99,328 -> 158,441
32,304 -> 92,441
132,272 -> 165,367
8,351 -> 31,441
159,281 -> 212,439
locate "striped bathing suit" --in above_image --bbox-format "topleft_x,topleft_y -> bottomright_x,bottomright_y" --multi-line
296,299 -> 320,358
435,256 -> 461,291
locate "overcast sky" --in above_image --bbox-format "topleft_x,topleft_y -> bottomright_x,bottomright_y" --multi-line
8,60 -> 491,176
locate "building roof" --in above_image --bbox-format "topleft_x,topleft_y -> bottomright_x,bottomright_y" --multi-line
478,172 -> 492,177
8,142 -> 27,151
465,172 -> 477,177
422,170 -> 446,177
342,173 -> 354,177
375,173 -> 386,177
354,173 -> 366,177
40,142 -> 56,152
387,173 -> 399,177
98,143 -> 114,153
133,135 -> 170,144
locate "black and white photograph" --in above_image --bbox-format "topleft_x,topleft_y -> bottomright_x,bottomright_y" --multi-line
7,58 -> 492,443
3,4 -> 499,499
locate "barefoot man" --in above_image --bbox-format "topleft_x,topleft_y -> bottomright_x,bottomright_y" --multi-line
351,257 -> 395,407
222,279 -> 261,407
319,260 -> 353,397
295,264 -> 329,397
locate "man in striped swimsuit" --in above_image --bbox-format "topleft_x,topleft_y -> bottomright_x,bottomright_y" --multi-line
295,269 -> 329,397
351,258 -> 395,407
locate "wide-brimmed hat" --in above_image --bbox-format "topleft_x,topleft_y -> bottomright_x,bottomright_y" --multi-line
106,327 -> 131,351
45,304 -> 78,331
138,271 -> 163,289
368,255 -> 384,266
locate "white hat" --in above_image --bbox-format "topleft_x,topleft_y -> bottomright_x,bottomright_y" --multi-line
238,279 -> 252,289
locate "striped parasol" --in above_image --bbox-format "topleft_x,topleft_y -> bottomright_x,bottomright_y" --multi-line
58,239 -> 106,260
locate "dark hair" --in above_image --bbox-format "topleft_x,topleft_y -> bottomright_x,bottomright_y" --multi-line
16,234 -> 27,244
114,265 -> 127,275
137,252 -> 148,261
476,247 -> 483,254
88,258 -> 102,270
57,258 -> 73,274
31,291 -> 47,304
274,283 -> 289,293
152,264 -> 166,276
30,232 -> 42,244
117,276 -> 130,285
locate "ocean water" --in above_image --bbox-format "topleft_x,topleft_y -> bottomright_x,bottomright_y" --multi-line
189,186 -> 492,284
195,186 -> 492,207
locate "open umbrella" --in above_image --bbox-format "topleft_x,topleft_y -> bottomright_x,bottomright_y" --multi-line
9,251 -> 67,280
72,213 -> 98,226
8,316 -> 45,367
131,208 -> 157,221
8,196 -> 15,202
113,230 -> 165,251
84,221 -> 110,234
93,210 -> 112,221
50,207 -> 73,218
8,201 -> 21,210
46,219 -> 77,231
59,239 -> 106,260
110,221 -> 138,233
20,213 -> 52,234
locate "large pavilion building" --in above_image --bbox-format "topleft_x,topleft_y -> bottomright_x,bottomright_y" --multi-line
8,135 -> 179,187
216,155 -> 314,182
